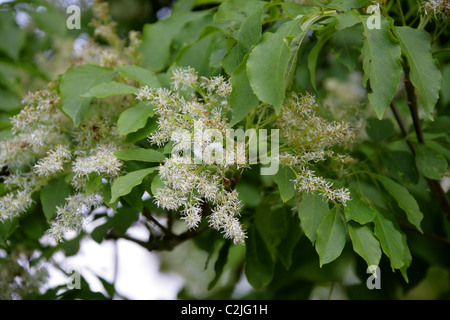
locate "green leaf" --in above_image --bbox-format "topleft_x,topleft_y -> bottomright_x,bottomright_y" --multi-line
173,26 -> 225,76
281,14 -> 325,93
40,176 -> 72,222
150,174 -> 165,196
330,25 -> 363,71
400,234 -> 412,282
60,65 -> 116,126
247,32 -> 291,113
308,22 -> 337,90
373,211 -> 405,270
110,205 -> 139,235
0,11 -> 26,60
110,167 -> 157,203
115,148 -> 166,163
343,191 -> 377,224
208,240 -> 231,290
381,150 -> 419,184
315,208 -> 346,267
85,173 -> 103,195
335,10 -> 361,30
214,0 -> 265,23
222,8 -> 262,75
140,10 -> 209,72
273,165 -> 297,203
82,82 -> 140,98
117,101 -> 155,136
229,57 -> 260,125
298,192 -> 330,244
375,174 -> 423,232
276,211 -> 302,270
115,65 -> 161,88
394,26 -> 442,120
124,117 -> 159,143
360,16 -> 402,119
348,221 -> 382,267
327,0 -> 371,11
414,143 -> 448,180
245,225 -> 275,289
235,180 -> 262,208
365,117 -> 394,142
237,9 -> 263,55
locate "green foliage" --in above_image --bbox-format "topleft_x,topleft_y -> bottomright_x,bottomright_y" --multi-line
60,65 -> 116,126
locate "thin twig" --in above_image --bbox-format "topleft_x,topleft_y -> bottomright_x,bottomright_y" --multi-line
403,75 -> 450,221
397,219 -> 450,247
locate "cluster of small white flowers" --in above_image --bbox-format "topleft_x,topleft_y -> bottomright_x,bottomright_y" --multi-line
208,190 -> 245,244
139,68 -> 247,244
33,145 -> 72,177
171,67 -> 198,91
420,0 -> 450,16
0,190 -> 34,222
47,193 -> 103,242
0,1 -> 145,244
295,169 -> 351,206
72,144 -> 123,178
200,75 -> 232,97
280,93 -> 356,152
278,92 -> 354,206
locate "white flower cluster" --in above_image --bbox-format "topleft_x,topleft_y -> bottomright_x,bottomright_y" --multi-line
0,0 -> 140,242
72,143 -> 122,179
0,190 -> 34,222
420,0 -> 450,17
47,193 -> 103,242
278,92 -> 354,205
137,68 -> 246,244
0,85 -> 67,169
33,145 -> 72,177
0,83 -> 124,240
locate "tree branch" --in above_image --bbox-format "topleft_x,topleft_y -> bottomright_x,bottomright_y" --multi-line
403,75 -> 450,221
397,219 -> 450,247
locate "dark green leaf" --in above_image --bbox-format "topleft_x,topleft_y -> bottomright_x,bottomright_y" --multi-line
40,176 -> 72,222
414,143 -> 448,180
208,240 -> 231,290
115,148 -> 166,163
245,225 -> 274,289
366,117 -> 394,142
